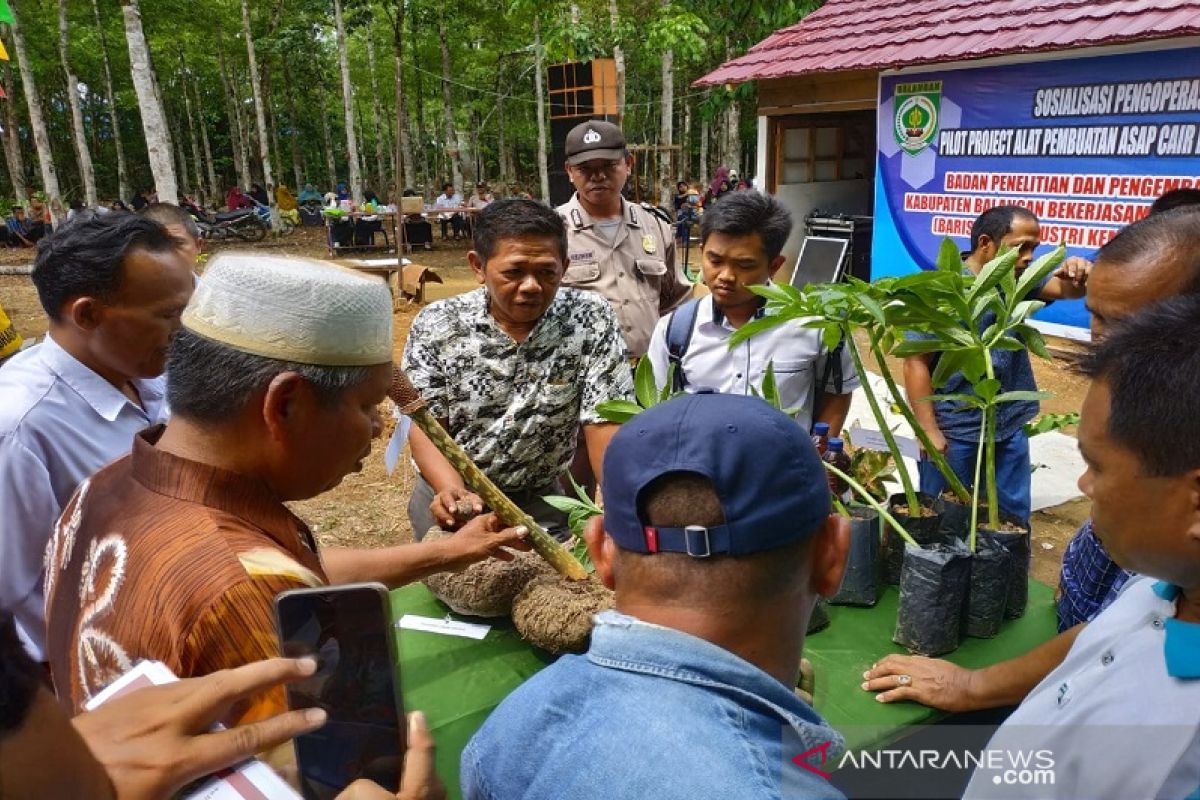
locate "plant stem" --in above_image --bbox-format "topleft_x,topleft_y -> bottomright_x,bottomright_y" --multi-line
983,354 -> 1000,530
969,412 -> 987,551
844,325 -> 921,511
868,336 -> 970,502
824,462 -> 919,548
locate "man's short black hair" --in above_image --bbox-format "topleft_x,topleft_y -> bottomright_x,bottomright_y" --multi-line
442,182 -> 454,192
166,328 -> 372,422
472,198 -> 568,267
0,612 -> 39,737
1150,188 -> 1200,216
969,205 -> 1037,253
141,202 -> 201,241
1095,206 -> 1200,295
1079,294 -> 1200,477
699,191 -> 793,262
31,212 -> 175,321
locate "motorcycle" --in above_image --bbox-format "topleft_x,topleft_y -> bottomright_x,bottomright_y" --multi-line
191,205 -> 268,242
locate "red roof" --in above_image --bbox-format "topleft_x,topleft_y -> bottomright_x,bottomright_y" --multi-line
696,0 -> 1200,86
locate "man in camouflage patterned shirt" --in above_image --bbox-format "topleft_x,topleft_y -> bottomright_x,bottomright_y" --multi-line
402,199 -> 635,539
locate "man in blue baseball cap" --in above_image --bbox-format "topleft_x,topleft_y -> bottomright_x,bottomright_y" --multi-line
461,392 -> 850,800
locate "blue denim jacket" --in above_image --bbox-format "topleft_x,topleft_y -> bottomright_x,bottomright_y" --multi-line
461,610 -> 846,800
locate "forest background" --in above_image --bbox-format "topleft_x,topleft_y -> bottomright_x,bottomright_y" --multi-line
1,0 -> 821,219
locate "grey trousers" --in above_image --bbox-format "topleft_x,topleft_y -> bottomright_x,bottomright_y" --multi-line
407,473 -> 571,542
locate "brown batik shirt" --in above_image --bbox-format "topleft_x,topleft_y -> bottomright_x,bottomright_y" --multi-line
44,425 -> 328,724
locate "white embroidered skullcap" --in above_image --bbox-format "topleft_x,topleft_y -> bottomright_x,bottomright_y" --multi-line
183,253 -> 393,366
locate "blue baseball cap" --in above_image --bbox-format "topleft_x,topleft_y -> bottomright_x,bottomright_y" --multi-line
602,392 -> 832,557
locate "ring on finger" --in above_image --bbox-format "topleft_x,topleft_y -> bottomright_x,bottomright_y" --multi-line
897,674 -> 912,686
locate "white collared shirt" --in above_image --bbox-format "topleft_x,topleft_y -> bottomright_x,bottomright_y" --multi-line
0,335 -> 168,659
964,577 -> 1200,799
645,292 -> 859,432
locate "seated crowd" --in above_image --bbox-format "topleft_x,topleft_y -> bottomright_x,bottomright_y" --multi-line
1,193 -> 1199,800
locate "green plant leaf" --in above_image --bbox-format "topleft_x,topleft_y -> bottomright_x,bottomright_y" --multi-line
761,360 -> 781,409
935,237 -> 962,272
966,248 -> 1020,306
923,392 -> 986,409
891,338 -> 945,357
930,348 -> 968,387
994,390 -> 1051,403
595,399 -> 644,423
857,293 -> 887,327
975,378 -> 1001,402
1024,411 -> 1079,437
727,310 -> 798,348
659,363 -> 678,402
822,324 -> 844,350
634,356 -> 658,408
1015,244 -> 1066,300
1019,325 -> 1051,360
1008,299 -> 1045,325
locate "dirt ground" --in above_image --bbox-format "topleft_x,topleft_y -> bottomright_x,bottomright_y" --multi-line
0,229 -> 1090,585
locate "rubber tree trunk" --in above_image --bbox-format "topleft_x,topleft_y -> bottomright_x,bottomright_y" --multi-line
699,105 -> 709,187
533,14 -> 549,203
333,0 -> 363,204
239,0 -> 280,227
364,19 -> 387,194
436,6 -> 462,191
658,9 -> 674,208
58,0 -> 97,206
607,0 -> 625,124
195,78 -> 218,205
391,4 -> 414,191
173,110 -> 190,195
11,0 -> 64,222
682,92 -> 692,182
180,66 -> 204,200
217,45 -> 249,192
91,0 -> 128,202
1,53 -> 28,206
321,84 -> 337,188
118,0 -> 174,204
286,83 -> 303,191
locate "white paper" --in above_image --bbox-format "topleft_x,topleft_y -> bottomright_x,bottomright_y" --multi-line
397,614 -> 491,640
848,422 -> 919,460
85,661 -> 301,800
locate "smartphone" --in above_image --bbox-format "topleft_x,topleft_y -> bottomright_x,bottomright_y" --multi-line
274,583 -> 405,800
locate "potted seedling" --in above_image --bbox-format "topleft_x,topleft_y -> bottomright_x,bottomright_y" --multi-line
827,431 -> 894,607
729,280 -> 967,585
889,238 -> 1066,630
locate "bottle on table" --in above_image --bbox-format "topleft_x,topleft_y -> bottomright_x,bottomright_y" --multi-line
823,437 -> 852,501
811,422 -> 830,456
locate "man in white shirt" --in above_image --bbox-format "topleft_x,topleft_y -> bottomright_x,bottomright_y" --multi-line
0,212 -> 193,659
434,182 -> 465,241
646,190 -> 857,434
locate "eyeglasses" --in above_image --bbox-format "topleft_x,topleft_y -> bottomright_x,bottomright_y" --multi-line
570,160 -> 624,178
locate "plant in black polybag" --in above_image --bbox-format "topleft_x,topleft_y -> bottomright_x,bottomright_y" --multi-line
963,539 -> 1011,638
829,505 -> 881,607
893,539 -> 973,657
978,512 -> 1033,620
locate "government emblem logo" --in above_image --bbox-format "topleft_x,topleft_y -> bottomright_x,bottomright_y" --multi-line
893,81 -> 942,156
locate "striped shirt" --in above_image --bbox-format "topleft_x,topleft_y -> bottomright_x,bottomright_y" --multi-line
44,425 -> 327,723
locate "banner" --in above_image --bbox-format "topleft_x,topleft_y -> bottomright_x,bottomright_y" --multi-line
873,47 -> 1200,329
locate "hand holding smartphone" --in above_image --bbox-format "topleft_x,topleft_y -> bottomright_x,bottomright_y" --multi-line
274,583 -> 406,800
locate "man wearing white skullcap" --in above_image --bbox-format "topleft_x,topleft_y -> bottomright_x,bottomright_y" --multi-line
43,254 -> 528,733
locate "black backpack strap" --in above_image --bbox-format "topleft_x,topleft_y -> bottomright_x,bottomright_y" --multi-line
665,298 -> 701,393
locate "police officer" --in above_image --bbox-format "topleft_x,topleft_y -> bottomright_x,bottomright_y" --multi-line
557,120 -> 691,359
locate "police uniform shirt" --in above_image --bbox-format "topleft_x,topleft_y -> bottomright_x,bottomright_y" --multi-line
557,194 -> 690,359
962,577 -> 1200,799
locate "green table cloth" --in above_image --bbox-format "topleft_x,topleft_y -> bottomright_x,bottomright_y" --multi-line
389,580 -> 1057,799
